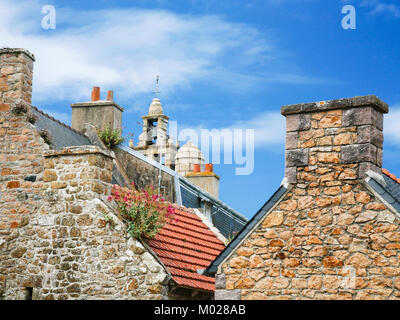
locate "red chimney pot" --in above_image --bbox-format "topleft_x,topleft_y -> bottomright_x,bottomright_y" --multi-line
205,163 -> 213,173
91,87 -> 100,101
107,90 -> 114,101
193,164 -> 200,173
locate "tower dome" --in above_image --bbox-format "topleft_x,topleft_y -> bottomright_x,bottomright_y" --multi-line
175,141 -> 205,176
148,98 -> 163,115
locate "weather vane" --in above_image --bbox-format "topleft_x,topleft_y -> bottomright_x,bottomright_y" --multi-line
153,75 -> 160,98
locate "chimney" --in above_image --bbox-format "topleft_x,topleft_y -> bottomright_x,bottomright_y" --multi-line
71,87 -> 123,133
186,163 -> 220,199
281,95 -> 388,184
0,48 -> 35,104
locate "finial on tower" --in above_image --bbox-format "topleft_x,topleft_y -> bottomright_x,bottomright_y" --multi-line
153,75 -> 160,98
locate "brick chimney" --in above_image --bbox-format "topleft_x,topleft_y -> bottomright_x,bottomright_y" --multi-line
0,48 -> 35,104
186,163 -> 220,199
281,95 -> 388,184
71,87 -> 123,133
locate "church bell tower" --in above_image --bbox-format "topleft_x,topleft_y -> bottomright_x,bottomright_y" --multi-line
134,76 -> 177,169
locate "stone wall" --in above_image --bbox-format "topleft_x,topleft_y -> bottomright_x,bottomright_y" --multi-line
0,48 -> 48,297
1,146 -> 170,299
113,146 -> 176,203
216,96 -> 400,300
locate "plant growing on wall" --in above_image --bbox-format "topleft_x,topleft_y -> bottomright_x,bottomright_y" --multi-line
38,129 -> 53,145
108,183 -> 175,239
97,125 -> 125,148
26,112 -> 38,124
12,102 -> 28,115
225,231 -> 238,245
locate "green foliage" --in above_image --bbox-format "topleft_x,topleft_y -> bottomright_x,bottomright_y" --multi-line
26,112 -> 38,124
225,231 -> 239,245
102,213 -> 116,228
98,125 -> 125,148
39,129 -> 53,145
12,103 -> 28,115
108,184 -> 176,240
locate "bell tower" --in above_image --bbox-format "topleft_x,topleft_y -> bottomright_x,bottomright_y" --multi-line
134,77 -> 177,169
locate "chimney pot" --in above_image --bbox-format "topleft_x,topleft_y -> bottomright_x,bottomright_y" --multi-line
205,163 -> 213,173
91,87 -> 100,101
107,90 -> 114,101
193,164 -> 200,173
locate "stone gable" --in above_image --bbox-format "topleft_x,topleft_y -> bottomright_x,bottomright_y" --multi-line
215,96 -> 400,300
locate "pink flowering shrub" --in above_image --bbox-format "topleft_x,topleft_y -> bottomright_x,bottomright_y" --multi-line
108,183 -> 175,239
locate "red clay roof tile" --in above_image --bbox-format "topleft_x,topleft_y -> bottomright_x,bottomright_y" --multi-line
382,168 -> 400,184
146,206 -> 225,293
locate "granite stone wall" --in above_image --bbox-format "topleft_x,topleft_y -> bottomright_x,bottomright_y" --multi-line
1,146 -> 170,300
215,97 -> 400,300
0,49 -> 172,300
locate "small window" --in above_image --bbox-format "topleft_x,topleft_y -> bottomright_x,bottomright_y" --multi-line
24,287 -> 33,300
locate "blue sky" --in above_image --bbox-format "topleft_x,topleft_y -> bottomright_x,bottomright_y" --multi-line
1,0 -> 400,218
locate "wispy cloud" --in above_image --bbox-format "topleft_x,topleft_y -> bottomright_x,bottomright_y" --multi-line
230,111 -> 285,147
171,110 -> 285,153
360,0 -> 400,17
385,103 -> 400,144
0,0 -> 321,105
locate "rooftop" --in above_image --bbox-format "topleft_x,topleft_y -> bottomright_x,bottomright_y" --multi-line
147,206 -> 225,292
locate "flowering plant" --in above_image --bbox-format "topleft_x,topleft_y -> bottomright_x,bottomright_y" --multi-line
108,183 -> 175,239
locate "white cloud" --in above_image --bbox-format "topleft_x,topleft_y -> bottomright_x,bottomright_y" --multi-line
385,104 -> 400,144
230,111 -> 285,147
360,0 -> 400,17
0,0 -> 320,105
171,110 -> 285,154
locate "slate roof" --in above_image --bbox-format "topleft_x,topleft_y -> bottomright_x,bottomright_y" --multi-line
31,106 -> 91,149
147,206 -> 225,292
366,169 -> 400,213
207,185 -> 288,274
382,169 -> 400,201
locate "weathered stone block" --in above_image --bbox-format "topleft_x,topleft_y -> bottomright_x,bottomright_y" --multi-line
358,125 -> 383,148
343,107 -> 383,130
319,113 -> 342,128
286,132 -> 298,150
358,162 -> 380,179
286,149 -> 308,167
341,144 -> 377,164
285,167 -> 297,184
214,289 -> 241,300
215,274 -> 226,289
43,169 -> 58,182
286,114 -> 311,132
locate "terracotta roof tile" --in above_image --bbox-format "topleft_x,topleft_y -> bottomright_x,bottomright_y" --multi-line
382,168 -> 400,184
146,206 -> 225,292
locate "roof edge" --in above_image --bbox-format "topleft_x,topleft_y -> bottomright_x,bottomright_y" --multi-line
281,95 -> 388,116
0,47 -> 35,61
71,101 -> 124,112
364,177 -> 400,217
31,106 -> 88,138
206,184 -> 289,275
